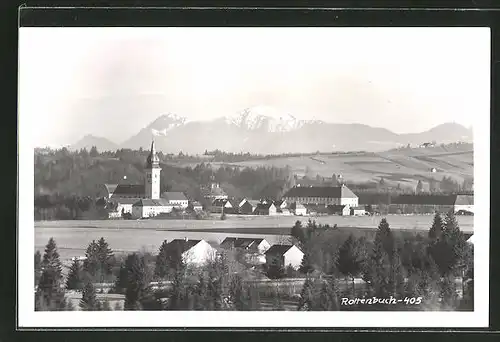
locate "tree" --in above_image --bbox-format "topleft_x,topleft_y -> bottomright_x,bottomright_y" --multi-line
66,259 -> 84,290
299,251 -> 315,275
229,274 -> 249,311
297,277 -> 316,311
337,234 -> 362,295
317,279 -> 339,311
89,146 -> 99,157
124,253 -> 150,310
266,257 -> 286,279
428,212 -> 444,240
375,218 -> 394,259
34,251 -> 42,287
36,238 -> 66,311
369,237 -> 391,298
291,220 -> 306,245
79,282 -> 101,311
440,275 -> 458,310
96,237 -> 114,282
154,240 -> 170,280
83,240 -> 99,278
389,249 -> 406,297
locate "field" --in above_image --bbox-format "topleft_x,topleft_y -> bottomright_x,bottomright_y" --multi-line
35,215 -> 473,263
200,145 -> 473,187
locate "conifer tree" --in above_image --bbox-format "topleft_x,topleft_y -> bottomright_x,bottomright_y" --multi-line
83,240 -> 99,278
299,251 -> 315,275
369,236 -> 392,298
154,239 -> 170,280
34,250 -> 42,287
124,253 -> 149,310
317,279 -> 339,311
79,281 -> 101,311
440,275 -> 458,310
96,237 -> 114,282
36,238 -> 66,311
65,259 -> 84,290
375,218 -> 394,258
337,234 -> 362,295
297,277 -> 316,311
389,248 -> 406,297
428,212 -> 444,240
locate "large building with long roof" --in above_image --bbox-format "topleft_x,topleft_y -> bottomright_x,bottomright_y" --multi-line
282,184 -> 359,208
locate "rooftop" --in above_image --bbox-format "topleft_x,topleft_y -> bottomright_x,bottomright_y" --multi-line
132,198 -> 172,207
162,191 -> 188,201
283,185 -> 358,199
265,244 -> 301,256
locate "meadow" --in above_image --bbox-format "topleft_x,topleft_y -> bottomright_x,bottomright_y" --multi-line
203,145 -> 473,187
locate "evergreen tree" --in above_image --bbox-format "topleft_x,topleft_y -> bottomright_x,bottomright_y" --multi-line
96,237 -> 114,282
124,253 -> 150,310
83,240 -> 99,278
291,220 -> 306,245
34,250 -> 42,287
337,234 -> 362,295
375,218 -> 394,258
389,248 -> 406,297
317,279 -> 339,311
440,275 -> 458,310
299,251 -> 315,275
154,239 -> 170,280
36,238 -> 66,311
79,281 -> 101,311
297,277 -> 316,311
369,237 -> 391,298
65,259 -> 84,290
416,180 -> 424,193
428,212 -> 444,241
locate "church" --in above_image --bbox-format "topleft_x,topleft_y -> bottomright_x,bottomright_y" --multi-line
99,140 -> 188,219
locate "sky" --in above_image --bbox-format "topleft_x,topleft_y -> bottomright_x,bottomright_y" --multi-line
19,27 -> 490,147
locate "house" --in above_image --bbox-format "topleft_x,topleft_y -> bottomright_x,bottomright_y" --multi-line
254,201 -> 278,216
289,202 -> 307,216
162,192 -> 189,209
238,199 -> 260,215
282,184 -> 359,208
327,204 -> 351,216
274,199 -> 288,211
108,197 -> 141,218
189,201 -> 203,212
132,199 -> 173,218
202,182 -> 228,201
265,244 -> 304,270
210,198 -> 237,214
164,239 -> 217,266
220,237 -> 271,254
454,195 -> 474,214
351,206 -> 367,216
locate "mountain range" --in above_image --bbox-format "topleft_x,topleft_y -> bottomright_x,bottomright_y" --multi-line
69,106 -> 473,154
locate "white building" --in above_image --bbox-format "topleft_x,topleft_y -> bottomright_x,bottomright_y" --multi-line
162,192 -> 189,209
265,244 -> 304,270
166,239 -> 217,266
220,237 -> 271,255
132,199 -> 173,218
282,184 -> 359,208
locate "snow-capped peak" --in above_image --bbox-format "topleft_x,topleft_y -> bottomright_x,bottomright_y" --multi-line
147,113 -> 187,132
227,105 -> 305,133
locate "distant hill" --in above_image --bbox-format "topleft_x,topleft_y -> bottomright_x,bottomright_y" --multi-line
70,134 -> 118,152
201,143 -> 474,189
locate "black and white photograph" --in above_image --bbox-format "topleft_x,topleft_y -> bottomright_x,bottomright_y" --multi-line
18,26 -> 490,328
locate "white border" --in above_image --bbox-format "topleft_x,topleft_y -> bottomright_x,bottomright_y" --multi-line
18,27 -> 490,328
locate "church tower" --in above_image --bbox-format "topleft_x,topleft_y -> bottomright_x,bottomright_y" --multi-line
145,139 -> 162,199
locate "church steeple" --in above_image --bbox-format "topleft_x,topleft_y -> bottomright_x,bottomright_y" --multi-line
144,139 -> 161,199
146,139 -> 160,169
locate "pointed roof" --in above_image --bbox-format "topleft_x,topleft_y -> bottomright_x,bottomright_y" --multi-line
145,139 -> 160,169
265,244 -> 302,256
283,185 -> 358,199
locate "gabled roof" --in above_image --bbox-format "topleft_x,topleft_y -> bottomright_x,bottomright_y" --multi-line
104,184 -> 118,195
111,184 -> 145,197
166,239 -> 202,254
212,198 -> 228,207
191,201 -> 203,207
246,200 -> 261,207
132,198 -> 172,207
265,244 -> 302,256
220,237 -> 265,249
162,192 -> 188,201
256,202 -> 276,210
111,197 -> 143,205
283,185 -> 358,199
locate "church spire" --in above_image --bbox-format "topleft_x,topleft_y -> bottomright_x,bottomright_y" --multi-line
145,139 -> 160,169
